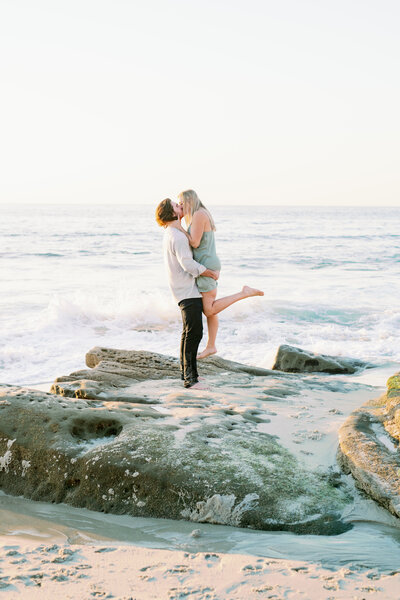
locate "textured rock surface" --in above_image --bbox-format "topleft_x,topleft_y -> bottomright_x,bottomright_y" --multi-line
337,371 -> 400,518
0,349 -> 353,535
52,347 -> 278,399
273,344 -> 369,374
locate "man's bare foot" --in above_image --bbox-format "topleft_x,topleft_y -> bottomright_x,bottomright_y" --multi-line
197,346 -> 217,359
242,286 -> 264,297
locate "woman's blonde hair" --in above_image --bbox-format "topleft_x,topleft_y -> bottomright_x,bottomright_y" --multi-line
178,189 -> 216,231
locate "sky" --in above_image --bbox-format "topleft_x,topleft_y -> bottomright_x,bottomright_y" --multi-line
1,0 -> 399,206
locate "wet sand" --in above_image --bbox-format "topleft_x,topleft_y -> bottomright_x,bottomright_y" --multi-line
2,541 -> 400,599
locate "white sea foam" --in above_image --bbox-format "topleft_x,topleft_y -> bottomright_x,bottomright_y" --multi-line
181,493 -> 260,526
0,439 -> 16,473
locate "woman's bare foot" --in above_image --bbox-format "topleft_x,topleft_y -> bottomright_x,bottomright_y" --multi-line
242,286 -> 264,297
197,346 -> 217,359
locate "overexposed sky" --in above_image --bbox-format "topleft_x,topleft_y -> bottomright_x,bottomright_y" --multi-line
1,0 -> 399,206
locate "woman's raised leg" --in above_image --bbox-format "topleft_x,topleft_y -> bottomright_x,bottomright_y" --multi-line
197,286 -> 264,359
201,286 -> 264,318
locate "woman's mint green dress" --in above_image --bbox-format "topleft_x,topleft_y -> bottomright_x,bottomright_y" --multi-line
188,225 -> 221,292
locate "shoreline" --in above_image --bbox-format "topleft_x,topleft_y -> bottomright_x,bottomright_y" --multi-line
2,541 -> 400,599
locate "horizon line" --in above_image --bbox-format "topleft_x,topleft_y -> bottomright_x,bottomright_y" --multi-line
2,202 -> 400,208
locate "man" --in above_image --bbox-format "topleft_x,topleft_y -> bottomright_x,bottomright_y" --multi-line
155,198 -> 219,389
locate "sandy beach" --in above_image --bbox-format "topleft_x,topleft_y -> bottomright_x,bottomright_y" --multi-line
2,539 -> 400,599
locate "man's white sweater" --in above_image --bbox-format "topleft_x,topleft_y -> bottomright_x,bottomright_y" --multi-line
163,227 -> 206,303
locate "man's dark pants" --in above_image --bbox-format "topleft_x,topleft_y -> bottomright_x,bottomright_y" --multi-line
178,298 -> 203,388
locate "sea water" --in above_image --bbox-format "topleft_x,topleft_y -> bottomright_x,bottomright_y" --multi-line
1,204 -> 400,568
1,204 -> 400,385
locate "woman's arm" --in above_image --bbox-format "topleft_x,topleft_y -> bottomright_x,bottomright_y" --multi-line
186,211 -> 207,248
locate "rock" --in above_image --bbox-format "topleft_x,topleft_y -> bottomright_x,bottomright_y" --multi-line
51,346 -> 278,400
387,373 -> 400,399
85,347 -> 277,377
0,349 -> 353,535
272,345 -> 370,374
337,371 -> 400,518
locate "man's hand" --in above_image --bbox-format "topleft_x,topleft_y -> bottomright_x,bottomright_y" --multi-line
202,269 -> 220,280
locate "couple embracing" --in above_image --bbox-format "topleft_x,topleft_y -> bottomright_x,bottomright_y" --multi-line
156,189 -> 263,389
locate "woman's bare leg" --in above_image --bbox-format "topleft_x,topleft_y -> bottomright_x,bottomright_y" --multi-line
197,314 -> 218,359
197,290 -> 218,359
197,286 -> 264,359
202,286 -> 264,318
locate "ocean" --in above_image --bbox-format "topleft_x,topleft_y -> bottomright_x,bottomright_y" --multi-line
1,204 -> 400,386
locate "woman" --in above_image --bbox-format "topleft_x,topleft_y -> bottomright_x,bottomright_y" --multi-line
178,189 -> 264,359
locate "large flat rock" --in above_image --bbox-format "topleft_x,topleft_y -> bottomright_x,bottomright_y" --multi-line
337,371 -> 400,517
51,347 -> 278,399
0,349 -> 353,535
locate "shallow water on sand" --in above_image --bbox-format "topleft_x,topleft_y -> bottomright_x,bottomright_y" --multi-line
2,484 -> 400,571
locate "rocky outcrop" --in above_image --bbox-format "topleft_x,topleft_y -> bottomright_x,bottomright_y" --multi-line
0,349 -> 353,535
337,372 -> 400,518
273,345 -> 370,374
51,347 -> 277,399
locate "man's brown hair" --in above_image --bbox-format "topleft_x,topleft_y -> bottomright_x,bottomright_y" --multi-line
155,198 -> 178,227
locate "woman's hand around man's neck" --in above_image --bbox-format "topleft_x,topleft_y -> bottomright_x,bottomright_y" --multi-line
169,219 -> 187,236
168,218 -> 182,229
